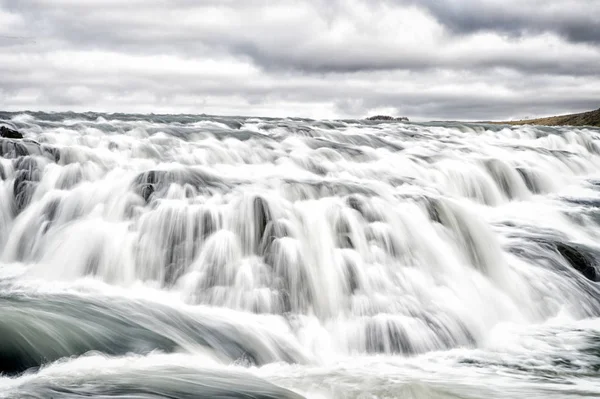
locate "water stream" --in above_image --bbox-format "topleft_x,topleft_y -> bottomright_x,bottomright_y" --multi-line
1,111 -> 600,398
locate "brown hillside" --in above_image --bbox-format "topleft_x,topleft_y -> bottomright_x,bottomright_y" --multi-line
493,108 -> 600,127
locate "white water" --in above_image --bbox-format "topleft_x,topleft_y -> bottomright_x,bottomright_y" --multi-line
1,112 -> 600,398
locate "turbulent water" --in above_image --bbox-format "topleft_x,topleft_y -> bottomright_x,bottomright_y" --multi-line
2,111 -> 600,398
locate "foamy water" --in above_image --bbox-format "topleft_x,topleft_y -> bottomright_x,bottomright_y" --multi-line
1,111 -> 600,398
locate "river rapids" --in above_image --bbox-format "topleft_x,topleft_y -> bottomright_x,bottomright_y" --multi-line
1,111 -> 600,398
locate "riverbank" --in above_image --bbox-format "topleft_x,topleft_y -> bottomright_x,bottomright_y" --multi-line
490,107 -> 600,127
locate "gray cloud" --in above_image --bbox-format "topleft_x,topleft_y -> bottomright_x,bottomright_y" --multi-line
406,0 -> 600,45
0,0 -> 599,120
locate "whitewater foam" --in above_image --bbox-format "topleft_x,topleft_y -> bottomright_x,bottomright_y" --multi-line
2,111 -> 600,397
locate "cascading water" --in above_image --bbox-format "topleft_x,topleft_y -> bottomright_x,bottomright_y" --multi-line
1,111 -> 600,398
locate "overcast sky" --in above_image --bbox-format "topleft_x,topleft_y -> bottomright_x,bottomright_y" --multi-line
1,0 -> 599,120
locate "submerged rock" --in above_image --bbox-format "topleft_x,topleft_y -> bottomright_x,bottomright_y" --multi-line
0,125 -> 23,139
0,292 -> 306,375
0,137 -> 60,162
7,365 -> 306,399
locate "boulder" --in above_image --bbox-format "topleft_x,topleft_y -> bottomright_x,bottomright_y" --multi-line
0,126 -> 23,139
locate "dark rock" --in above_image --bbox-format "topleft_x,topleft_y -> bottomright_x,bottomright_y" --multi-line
12,156 -> 42,214
1,139 -> 31,158
134,170 -> 162,203
366,115 -> 409,122
425,198 -> 442,224
252,196 -> 272,253
0,125 -> 23,139
42,144 -> 61,162
556,242 -> 599,282
0,292 -> 307,376
367,115 -> 394,121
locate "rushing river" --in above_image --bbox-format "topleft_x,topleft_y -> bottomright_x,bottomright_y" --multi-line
1,111 -> 600,398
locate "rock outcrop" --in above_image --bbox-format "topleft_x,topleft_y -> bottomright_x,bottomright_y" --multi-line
366,115 -> 409,122
0,125 -> 23,139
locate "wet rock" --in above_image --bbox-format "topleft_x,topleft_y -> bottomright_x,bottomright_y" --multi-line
0,292 -> 307,376
425,198 -> 442,224
134,170 -> 163,203
0,125 -> 23,139
1,138 -> 31,159
253,196 -> 272,253
365,115 -> 409,122
42,144 -> 61,162
556,242 -> 599,282
12,156 -> 42,214
0,137 -> 60,163
10,371 -> 306,399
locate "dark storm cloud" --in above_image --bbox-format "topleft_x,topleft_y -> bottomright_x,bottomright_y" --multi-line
404,0 -> 600,45
0,0 -> 599,119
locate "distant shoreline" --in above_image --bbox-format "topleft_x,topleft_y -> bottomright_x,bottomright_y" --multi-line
484,107 -> 600,127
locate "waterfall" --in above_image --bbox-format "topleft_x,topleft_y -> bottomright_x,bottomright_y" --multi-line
2,112 -> 600,398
